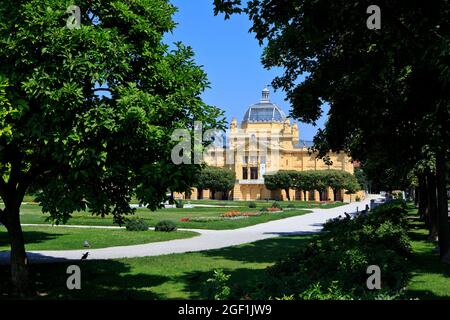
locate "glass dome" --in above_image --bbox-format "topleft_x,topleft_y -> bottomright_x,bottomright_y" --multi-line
243,88 -> 287,123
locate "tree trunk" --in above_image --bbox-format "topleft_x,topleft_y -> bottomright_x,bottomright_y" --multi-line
414,187 -> 419,207
435,97 -> 450,262
425,173 -> 439,241
5,204 -> 34,297
436,151 -> 450,261
418,175 -> 428,221
284,188 -> 290,201
333,189 -> 338,202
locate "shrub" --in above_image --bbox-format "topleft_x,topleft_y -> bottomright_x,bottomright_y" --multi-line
368,199 -> 408,227
125,218 -> 149,231
355,195 -> 361,202
176,200 -> 184,208
322,215 -> 351,232
205,269 -> 231,300
155,220 -> 177,232
260,207 -> 269,212
249,200 -> 411,300
287,203 -> 296,208
299,282 -> 353,300
248,201 -> 257,208
275,295 -> 295,300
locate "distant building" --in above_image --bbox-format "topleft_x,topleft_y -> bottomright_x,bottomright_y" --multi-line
183,88 -> 363,202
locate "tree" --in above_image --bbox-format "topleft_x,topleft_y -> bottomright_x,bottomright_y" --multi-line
0,0 -> 224,296
324,170 -> 359,202
354,167 -> 369,193
214,0 -> 450,262
194,166 -> 236,199
343,174 -> 361,202
263,170 -> 294,201
290,170 -> 315,201
308,171 -> 328,201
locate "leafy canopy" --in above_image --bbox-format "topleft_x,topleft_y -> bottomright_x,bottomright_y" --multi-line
0,0 -> 224,225
264,170 -> 360,194
213,0 -> 449,190
194,166 -> 236,193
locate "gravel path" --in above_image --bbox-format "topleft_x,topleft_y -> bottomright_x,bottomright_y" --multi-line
0,196 -> 380,264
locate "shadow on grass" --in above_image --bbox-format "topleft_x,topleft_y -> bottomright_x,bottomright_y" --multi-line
405,209 -> 450,300
263,231 -> 319,236
405,251 -> 450,300
0,234 -> 316,300
176,235 -> 318,299
202,234 -> 317,264
0,229 -> 63,250
0,259 -> 169,300
178,267 -> 268,299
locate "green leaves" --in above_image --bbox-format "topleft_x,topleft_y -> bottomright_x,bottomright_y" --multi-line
0,0 -> 224,223
0,76 -> 14,142
264,170 -> 293,191
194,166 -> 236,194
264,169 -> 360,196
216,0 -> 449,193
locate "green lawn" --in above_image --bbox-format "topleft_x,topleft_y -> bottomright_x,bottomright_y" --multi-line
2,202 -> 449,300
0,226 -> 198,251
22,196 -> 345,209
405,205 -> 450,300
15,203 -> 313,230
0,234 -> 317,299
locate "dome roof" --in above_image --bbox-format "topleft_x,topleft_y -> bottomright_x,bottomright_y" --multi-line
243,88 -> 287,123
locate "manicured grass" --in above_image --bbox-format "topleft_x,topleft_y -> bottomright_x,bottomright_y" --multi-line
15,203 -> 312,230
0,234 -> 317,299
405,205 -> 450,300
21,195 -> 346,209
0,226 -> 198,251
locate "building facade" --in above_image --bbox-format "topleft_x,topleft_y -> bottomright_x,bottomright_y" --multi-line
184,88 -> 363,202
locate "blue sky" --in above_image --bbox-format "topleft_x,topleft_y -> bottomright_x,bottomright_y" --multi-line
164,0 -> 328,141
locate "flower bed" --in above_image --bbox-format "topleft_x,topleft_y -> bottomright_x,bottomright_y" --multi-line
181,216 -> 224,223
260,207 -> 283,213
226,216 -> 249,220
180,210 -> 262,223
221,210 -> 261,218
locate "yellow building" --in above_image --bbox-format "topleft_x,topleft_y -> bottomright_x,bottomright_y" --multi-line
185,88 -> 363,202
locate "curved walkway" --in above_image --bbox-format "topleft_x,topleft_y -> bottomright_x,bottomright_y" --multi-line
0,196 -> 380,264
